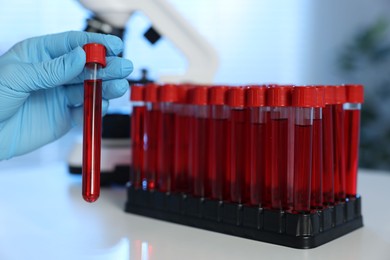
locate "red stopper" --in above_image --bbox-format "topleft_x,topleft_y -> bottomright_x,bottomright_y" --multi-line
130,84 -> 144,101
209,86 -> 228,105
292,86 -> 323,107
159,84 -> 178,102
191,86 -> 209,106
267,85 -> 293,107
83,43 -> 106,67
323,85 -> 336,105
334,85 -> 347,104
345,84 -> 364,103
226,87 -> 245,108
246,85 -> 267,107
144,83 -> 159,103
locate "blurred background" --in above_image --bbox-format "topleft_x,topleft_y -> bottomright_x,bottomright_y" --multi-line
1,0 -> 390,170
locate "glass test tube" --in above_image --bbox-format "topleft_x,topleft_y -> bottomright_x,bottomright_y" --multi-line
189,86 -> 210,197
227,87 -> 250,204
268,85 -> 294,211
130,85 -> 146,189
292,86 -> 316,213
82,43 -> 106,203
157,84 -> 178,193
143,83 -> 160,190
311,87 -> 324,209
322,86 -> 335,205
208,86 -> 230,201
173,85 -> 192,193
333,86 -> 347,201
246,86 -> 268,206
344,84 -> 364,197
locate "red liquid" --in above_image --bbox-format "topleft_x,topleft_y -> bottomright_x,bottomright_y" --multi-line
250,121 -> 266,206
333,104 -> 346,201
191,116 -> 210,197
345,109 -> 361,197
311,118 -> 323,208
82,79 -> 102,203
271,118 -> 290,210
209,117 -> 230,200
157,111 -> 176,192
263,111 -> 272,208
173,113 -> 191,192
322,105 -> 334,204
130,105 -> 146,189
230,109 -> 250,204
293,124 -> 313,213
143,108 -> 160,190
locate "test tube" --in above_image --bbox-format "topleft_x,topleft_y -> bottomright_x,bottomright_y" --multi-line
344,84 -> 364,198
311,86 -> 324,209
246,85 -> 268,206
333,85 -> 347,201
322,86 -> 335,205
208,86 -> 230,201
189,86 -> 211,197
227,87 -> 250,204
292,86 -> 316,213
130,84 -> 146,189
143,83 -> 160,190
157,84 -> 178,192
173,85 -> 192,193
268,85 -> 294,211
82,43 -> 106,203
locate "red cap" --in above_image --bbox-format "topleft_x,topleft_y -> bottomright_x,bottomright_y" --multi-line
130,84 -> 144,101
226,87 -> 245,108
246,85 -> 266,107
267,85 -> 293,107
144,83 -> 159,102
191,86 -> 209,105
323,85 -> 336,105
176,84 -> 193,104
334,85 -> 347,104
345,84 -> 364,103
83,43 -> 106,67
209,86 -> 228,105
292,86 -> 324,107
159,84 -> 178,102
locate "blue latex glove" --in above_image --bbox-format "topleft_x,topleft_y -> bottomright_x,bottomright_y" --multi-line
0,31 -> 133,160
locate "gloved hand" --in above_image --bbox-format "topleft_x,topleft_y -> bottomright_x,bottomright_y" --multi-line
0,31 -> 133,160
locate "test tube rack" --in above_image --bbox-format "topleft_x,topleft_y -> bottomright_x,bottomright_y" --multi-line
125,188 -> 362,249
125,83 -> 364,249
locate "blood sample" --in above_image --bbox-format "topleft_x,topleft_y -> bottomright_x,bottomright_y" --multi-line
227,87 -> 250,204
157,84 -> 178,192
344,84 -> 364,197
82,43 -> 106,203
143,83 -> 160,190
322,86 -> 335,205
292,86 -> 319,213
333,86 -> 347,201
208,86 -> 230,200
189,86 -> 210,197
268,85 -> 294,211
173,85 -> 192,192
130,85 -> 146,189
311,87 -> 324,209
246,85 -> 267,206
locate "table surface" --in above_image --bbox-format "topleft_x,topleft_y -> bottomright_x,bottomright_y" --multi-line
0,162 -> 389,260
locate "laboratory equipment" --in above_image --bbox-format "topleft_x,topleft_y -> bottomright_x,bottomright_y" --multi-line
82,43 -> 106,203
125,84 -> 364,248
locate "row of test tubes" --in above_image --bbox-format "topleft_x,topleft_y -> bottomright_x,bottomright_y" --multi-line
129,83 -> 364,213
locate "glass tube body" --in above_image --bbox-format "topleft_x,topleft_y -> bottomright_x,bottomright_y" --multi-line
344,103 -> 361,197
333,104 -> 346,201
311,108 -> 323,209
322,105 -> 335,205
82,63 -> 103,203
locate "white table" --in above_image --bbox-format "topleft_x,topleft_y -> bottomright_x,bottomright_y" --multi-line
0,162 -> 389,260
